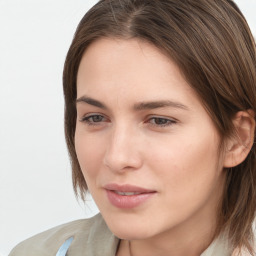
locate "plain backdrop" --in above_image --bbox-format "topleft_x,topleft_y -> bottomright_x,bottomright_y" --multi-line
0,1 -> 255,255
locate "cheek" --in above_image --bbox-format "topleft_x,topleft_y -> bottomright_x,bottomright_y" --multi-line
146,133 -> 223,227
75,130 -> 105,181
148,129 -> 222,196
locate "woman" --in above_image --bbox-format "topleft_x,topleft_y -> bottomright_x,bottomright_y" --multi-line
10,0 -> 256,255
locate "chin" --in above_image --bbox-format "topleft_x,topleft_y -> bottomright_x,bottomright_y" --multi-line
104,216 -> 158,240
111,228 -> 153,240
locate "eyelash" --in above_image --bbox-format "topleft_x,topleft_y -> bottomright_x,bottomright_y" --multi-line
80,114 -> 108,125
79,114 -> 177,128
147,117 -> 177,127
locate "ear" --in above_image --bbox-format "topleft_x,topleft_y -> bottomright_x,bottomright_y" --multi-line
224,110 -> 255,168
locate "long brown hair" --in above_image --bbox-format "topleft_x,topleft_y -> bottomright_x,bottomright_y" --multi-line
63,0 -> 256,253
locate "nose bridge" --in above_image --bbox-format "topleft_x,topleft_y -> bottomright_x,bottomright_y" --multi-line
104,121 -> 141,172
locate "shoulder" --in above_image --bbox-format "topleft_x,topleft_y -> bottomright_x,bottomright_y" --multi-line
9,213 -> 119,256
232,246 -> 256,256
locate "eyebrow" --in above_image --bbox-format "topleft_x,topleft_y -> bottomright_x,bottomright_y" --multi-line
133,100 -> 189,111
76,96 -> 189,111
76,96 -> 107,109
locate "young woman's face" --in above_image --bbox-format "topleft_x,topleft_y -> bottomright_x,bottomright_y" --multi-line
75,38 -> 226,240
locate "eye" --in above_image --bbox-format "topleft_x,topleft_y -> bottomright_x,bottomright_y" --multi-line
80,114 -> 108,125
147,117 -> 177,127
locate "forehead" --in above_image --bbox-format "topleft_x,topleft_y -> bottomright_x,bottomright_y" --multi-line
77,38 -> 175,83
76,38 -> 201,110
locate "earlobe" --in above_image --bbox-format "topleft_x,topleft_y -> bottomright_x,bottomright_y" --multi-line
224,110 -> 255,168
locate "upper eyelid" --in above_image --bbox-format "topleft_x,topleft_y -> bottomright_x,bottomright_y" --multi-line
81,113 -> 103,118
79,113 -> 108,123
147,117 -> 177,124
149,117 -> 175,121
79,112 -> 105,118
78,112 -> 178,123
146,115 -> 178,121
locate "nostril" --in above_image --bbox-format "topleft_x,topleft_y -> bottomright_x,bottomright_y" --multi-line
103,150 -> 142,173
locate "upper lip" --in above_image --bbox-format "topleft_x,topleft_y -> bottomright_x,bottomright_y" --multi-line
104,183 -> 156,193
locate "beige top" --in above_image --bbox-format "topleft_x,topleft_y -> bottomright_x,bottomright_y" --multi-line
8,213 -> 246,256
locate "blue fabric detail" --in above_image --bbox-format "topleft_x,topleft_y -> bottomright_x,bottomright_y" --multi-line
56,237 -> 74,256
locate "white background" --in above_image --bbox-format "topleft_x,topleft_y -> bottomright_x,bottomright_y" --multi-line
0,1 -> 255,255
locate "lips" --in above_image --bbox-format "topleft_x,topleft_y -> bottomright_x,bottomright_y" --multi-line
104,184 -> 156,209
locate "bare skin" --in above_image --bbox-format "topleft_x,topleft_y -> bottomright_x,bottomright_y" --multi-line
75,38 -> 228,256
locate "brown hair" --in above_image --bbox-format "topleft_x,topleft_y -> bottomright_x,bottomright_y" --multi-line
63,0 -> 256,253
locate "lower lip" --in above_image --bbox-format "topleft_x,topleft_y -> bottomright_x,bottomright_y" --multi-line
106,190 -> 155,209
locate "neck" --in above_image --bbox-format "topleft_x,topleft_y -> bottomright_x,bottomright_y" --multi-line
129,229 -> 214,256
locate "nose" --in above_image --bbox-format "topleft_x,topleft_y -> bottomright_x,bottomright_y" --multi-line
103,124 -> 143,173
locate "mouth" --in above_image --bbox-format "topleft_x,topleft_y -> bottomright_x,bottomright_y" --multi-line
104,183 -> 156,209
104,183 -> 156,193
114,191 -> 144,196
